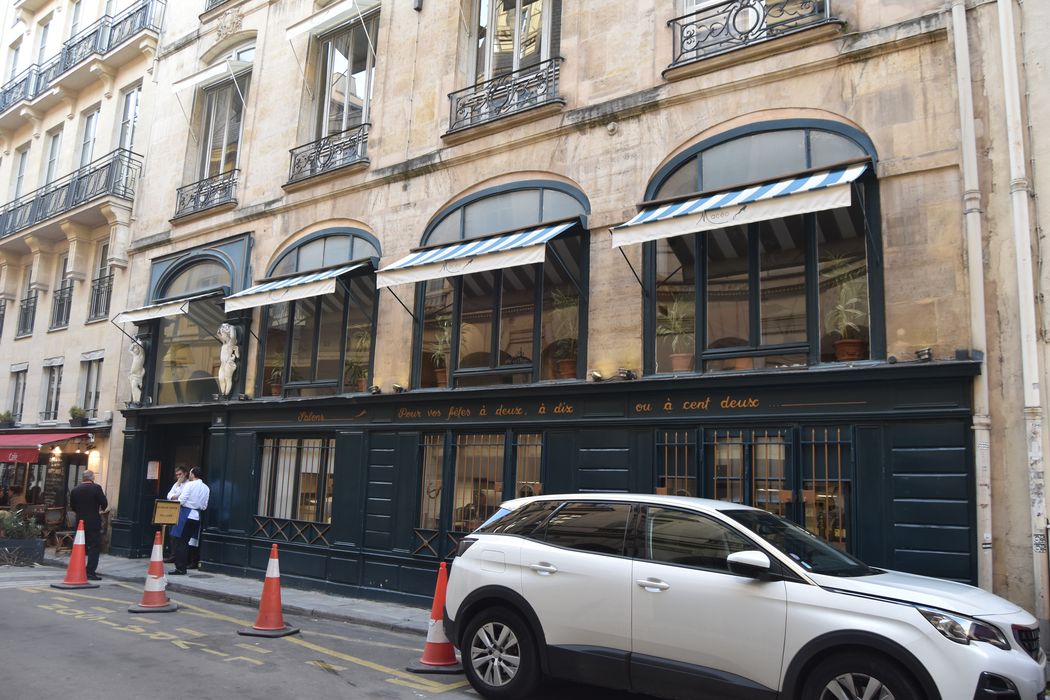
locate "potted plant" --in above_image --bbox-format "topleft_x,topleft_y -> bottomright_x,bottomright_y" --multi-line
823,257 -> 869,361
267,365 -> 283,395
0,509 -> 44,565
657,294 -> 695,371
430,318 -> 452,386
0,410 -> 13,429
69,405 -> 88,427
548,289 -> 579,379
346,327 -> 371,392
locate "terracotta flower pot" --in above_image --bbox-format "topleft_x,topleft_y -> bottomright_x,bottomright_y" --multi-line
554,358 -> 576,379
669,353 -> 694,372
833,339 -> 867,361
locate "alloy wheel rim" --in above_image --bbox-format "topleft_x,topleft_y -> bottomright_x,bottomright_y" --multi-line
821,672 -> 895,700
470,621 -> 521,687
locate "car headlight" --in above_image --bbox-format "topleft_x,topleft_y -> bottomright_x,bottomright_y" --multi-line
917,607 -> 1011,650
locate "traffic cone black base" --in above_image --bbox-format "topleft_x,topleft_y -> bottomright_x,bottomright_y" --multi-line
237,624 -> 300,638
406,662 -> 463,675
50,581 -> 100,590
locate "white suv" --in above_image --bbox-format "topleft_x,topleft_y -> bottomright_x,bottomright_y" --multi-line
444,493 -> 1046,700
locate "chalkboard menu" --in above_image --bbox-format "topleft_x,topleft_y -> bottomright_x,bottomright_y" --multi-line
43,458 -> 66,507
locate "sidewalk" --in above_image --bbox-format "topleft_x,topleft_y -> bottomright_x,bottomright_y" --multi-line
42,549 -> 431,636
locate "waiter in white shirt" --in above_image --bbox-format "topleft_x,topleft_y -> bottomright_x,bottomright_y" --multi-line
164,467 -> 188,562
170,467 -> 210,575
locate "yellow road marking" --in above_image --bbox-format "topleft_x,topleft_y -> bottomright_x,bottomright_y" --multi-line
283,637 -> 459,690
306,630 -> 419,652
226,656 -> 264,665
235,643 -> 272,654
386,677 -> 470,693
177,628 -> 207,637
53,596 -> 76,603
307,660 -> 348,672
202,648 -> 230,658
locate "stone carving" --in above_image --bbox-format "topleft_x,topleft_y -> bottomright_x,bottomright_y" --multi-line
217,322 -> 239,397
129,341 -> 146,404
216,9 -> 243,40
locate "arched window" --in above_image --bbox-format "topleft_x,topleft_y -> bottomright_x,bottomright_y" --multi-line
634,122 -> 881,374
153,258 -> 233,405
257,230 -> 380,397
394,182 -> 588,388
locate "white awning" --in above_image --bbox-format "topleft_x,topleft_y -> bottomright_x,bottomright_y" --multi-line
610,164 -> 869,248
171,60 -> 251,93
224,263 -> 369,312
113,292 -> 221,324
376,221 -> 577,289
286,0 -> 380,40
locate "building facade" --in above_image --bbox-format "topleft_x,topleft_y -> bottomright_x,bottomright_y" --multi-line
90,0 -> 1049,629
0,0 -> 161,510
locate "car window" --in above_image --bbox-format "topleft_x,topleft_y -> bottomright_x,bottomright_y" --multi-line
644,507 -> 753,573
474,500 -> 558,537
724,508 -> 873,576
542,502 -> 632,555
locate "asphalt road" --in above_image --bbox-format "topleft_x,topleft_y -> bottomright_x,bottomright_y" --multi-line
0,565 -> 655,700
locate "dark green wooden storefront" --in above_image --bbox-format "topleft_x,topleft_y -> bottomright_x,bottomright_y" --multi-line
111,360 -> 978,604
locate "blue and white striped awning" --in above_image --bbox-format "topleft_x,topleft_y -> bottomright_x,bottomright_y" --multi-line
611,164 -> 868,248
224,262 -> 369,312
113,291 -> 222,324
376,220 -> 578,289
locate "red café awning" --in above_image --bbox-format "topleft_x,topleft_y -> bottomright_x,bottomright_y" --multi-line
0,432 -> 88,463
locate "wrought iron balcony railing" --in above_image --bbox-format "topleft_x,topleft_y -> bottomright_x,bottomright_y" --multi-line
0,0 -> 164,115
448,57 -> 564,132
49,283 -> 73,329
173,170 -> 239,219
205,0 -> 232,11
288,124 -> 369,185
88,274 -> 113,322
40,407 -> 58,421
0,149 -> 141,241
16,293 -> 36,337
669,0 -> 832,68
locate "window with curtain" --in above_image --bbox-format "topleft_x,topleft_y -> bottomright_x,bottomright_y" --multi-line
646,127 -> 877,374
258,437 -> 335,523
259,232 -> 380,398
416,184 -> 587,388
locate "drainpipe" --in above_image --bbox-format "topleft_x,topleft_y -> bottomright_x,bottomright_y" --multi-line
997,0 -> 1048,634
950,0 -> 993,591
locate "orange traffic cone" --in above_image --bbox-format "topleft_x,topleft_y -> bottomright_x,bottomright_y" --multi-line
129,531 -> 178,613
238,544 -> 299,637
408,562 -> 460,673
51,521 -> 99,590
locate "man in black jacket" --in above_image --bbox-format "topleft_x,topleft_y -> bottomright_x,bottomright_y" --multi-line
69,470 -> 108,581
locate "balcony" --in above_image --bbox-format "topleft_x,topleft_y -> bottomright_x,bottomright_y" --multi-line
0,1 -> 164,125
173,170 -> 239,220
205,0 -> 233,11
88,274 -> 113,322
49,283 -> 73,329
287,124 -> 369,186
448,58 -> 564,133
668,0 -> 834,69
16,293 -> 36,337
0,149 -> 141,241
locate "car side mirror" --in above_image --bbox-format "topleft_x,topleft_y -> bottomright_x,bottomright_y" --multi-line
727,550 -> 772,578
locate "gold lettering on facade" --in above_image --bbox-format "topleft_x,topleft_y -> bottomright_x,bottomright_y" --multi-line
297,411 -> 325,422
478,406 -> 488,417
681,397 -> 711,411
720,396 -> 760,409
663,399 -> 673,412
496,405 -> 525,416
635,402 -> 652,413
398,408 -> 422,419
553,401 -> 573,414
448,406 -> 471,418
538,403 -> 547,414
427,409 -> 442,418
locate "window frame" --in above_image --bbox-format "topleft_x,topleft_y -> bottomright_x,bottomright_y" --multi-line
79,107 -> 99,168
118,84 -> 142,152
256,435 -> 336,524
81,357 -> 103,418
316,13 -> 379,139
256,229 -> 381,398
42,364 -> 63,421
10,369 -> 27,422
43,128 -> 62,183
471,0 -> 558,83
642,121 -> 884,375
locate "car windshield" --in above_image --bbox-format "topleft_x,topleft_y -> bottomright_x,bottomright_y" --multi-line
725,509 -> 874,577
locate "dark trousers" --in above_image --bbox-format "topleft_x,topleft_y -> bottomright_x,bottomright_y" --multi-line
84,527 -> 101,575
173,518 -> 200,573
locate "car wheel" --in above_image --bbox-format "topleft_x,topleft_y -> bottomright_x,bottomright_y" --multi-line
800,652 -> 922,700
462,606 -> 540,700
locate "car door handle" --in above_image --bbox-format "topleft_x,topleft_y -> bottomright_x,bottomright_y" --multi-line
528,562 -> 558,575
636,578 -> 671,592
